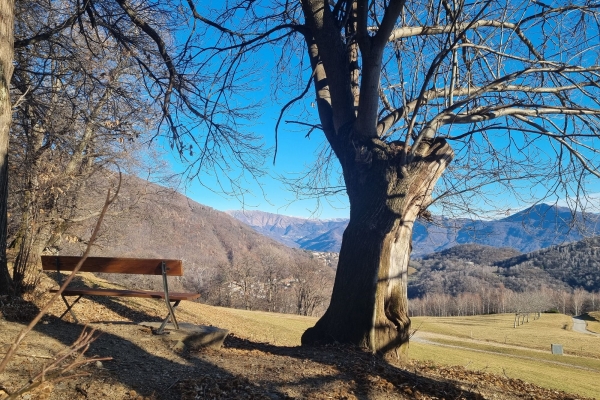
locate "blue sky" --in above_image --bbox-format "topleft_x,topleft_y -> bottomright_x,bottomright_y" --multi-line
161,91 -> 600,220
156,2 -> 600,221
165,104 -> 352,220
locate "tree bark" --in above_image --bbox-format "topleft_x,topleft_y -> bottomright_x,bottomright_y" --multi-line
302,137 -> 453,356
0,0 -> 14,296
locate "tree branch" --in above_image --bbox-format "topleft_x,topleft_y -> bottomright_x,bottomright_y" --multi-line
14,1 -> 90,49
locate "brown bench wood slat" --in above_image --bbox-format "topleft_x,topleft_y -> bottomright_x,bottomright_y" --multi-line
41,256 -> 183,276
50,288 -> 201,301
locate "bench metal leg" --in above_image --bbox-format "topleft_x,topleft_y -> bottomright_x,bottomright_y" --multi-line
157,300 -> 181,334
58,295 -> 82,324
157,261 -> 180,334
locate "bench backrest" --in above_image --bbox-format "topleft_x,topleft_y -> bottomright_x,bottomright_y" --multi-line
41,256 -> 183,276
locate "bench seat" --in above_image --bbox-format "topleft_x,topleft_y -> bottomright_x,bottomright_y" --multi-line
50,288 -> 201,301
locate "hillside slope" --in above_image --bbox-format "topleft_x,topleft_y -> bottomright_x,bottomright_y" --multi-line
57,175 -> 319,297
408,241 -> 600,299
495,235 -> 600,292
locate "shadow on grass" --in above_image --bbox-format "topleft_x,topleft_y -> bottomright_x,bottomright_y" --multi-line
73,295 -> 166,324
3,296 -> 496,400
44,272 -> 166,324
1,298 -> 290,399
578,312 -> 600,322
221,335 -> 486,399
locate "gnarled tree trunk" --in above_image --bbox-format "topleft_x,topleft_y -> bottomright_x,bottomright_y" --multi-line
302,137 -> 453,356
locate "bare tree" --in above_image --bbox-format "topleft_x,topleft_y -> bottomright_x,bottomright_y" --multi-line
256,247 -> 287,312
0,0 -> 212,295
7,4 -> 163,293
158,0 -> 600,356
291,259 -> 333,317
591,291 -> 599,312
230,255 -> 259,310
572,287 -> 587,316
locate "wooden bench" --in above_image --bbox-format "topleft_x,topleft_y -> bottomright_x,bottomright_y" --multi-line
41,256 -> 200,334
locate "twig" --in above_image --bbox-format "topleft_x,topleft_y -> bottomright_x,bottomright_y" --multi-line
0,352 -> 54,359
164,378 -> 181,392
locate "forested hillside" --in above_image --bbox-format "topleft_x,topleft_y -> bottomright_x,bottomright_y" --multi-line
408,243 -> 599,317
409,244 -> 530,300
495,237 -> 600,292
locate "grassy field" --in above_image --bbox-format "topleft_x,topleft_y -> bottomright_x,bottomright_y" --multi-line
177,306 -> 600,398
410,314 -> 600,398
175,301 -> 317,346
101,291 -> 600,398
411,313 -> 599,357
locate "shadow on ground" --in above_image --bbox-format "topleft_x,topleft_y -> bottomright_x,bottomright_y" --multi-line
2,296 -> 548,400
1,299 -> 486,400
219,335 -> 485,400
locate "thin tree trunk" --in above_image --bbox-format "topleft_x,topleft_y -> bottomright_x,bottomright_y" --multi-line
302,138 -> 453,356
10,116 -> 47,293
0,0 -> 15,296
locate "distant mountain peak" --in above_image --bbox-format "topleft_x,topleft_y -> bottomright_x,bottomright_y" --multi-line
226,210 -> 349,251
500,203 -> 576,223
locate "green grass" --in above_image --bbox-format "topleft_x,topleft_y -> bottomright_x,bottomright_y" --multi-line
409,341 -> 600,398
409,314 -> 600,398
411,313 -> 600,358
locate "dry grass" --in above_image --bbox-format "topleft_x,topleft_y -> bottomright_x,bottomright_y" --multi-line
52,273 -> 318,347
409,314 -> 600,398
408,341 -> 600,398
34,272 -> 600,399
144,304 -> 600,397
164,308 -> 600,397
174,302 -> 317,346
411,314 -> 600,358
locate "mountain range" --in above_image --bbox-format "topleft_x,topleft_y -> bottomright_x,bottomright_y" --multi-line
228,204 -> 600,256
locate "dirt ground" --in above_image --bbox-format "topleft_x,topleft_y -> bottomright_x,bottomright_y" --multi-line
0,274 -> 594,400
